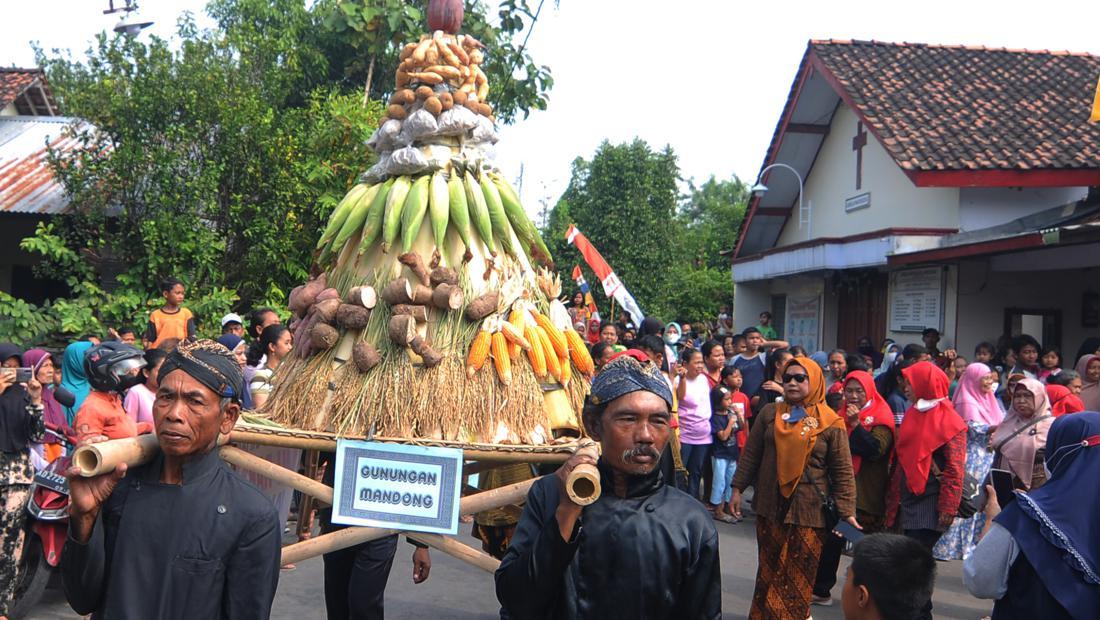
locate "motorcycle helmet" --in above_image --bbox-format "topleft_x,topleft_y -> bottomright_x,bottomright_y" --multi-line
84,341 -> 147,393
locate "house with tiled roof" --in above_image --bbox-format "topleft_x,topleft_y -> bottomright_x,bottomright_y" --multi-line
0,68 -> 88,302
732,40 -> 1100,357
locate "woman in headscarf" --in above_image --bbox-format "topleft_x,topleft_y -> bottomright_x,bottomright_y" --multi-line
934,362 -> 1003,561
1075,354 -> 1100,411
1073,337 -> 1100,368
965,411 -> 1100,619
992,378 -> 1055,491
885,361 -> 968,551
23,348 -> 69,465
811,370 -> 894,605
60,340 -> 94,426
0,343 -> 45,618
1047,384 -> 1085,417
731,356 -> 857,619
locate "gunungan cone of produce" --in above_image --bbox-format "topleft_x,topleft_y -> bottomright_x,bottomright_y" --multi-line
263,7 -> 591,446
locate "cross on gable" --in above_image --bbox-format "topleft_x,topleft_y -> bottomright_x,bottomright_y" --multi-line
852,121 -> 867,190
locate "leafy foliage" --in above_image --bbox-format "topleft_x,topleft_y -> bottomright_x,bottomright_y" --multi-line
544,141 -> 748,324
14,0 -> 552,347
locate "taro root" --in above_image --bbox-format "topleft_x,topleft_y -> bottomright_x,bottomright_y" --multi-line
313,298 -> 341,324
336,304 -> 371,330
310,323 -> 339,351
352,342 -> 381,372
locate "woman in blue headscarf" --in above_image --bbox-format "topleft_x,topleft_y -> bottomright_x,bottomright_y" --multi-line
216,334 -> 253,410
60,340 -> 94,426
964,411 -> 1100,619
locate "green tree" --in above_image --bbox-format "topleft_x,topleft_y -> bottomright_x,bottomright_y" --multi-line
545,140 -> 680,320
544,146 -> 748,325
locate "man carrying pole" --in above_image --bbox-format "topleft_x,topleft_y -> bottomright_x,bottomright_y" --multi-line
495,352 -> 721,618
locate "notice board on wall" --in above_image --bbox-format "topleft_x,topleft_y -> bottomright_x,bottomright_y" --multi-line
786,296 -> 821,353
888,267 -> 943,332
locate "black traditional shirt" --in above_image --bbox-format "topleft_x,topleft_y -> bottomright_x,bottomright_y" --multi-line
496,460 -> 721,619
62,447 -> 281,619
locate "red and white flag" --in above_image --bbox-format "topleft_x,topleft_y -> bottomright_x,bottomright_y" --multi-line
565,225 -> 645,325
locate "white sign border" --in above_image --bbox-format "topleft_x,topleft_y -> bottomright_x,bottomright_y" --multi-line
332,439 -> 464,535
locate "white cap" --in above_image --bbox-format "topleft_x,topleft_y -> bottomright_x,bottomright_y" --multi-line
220,313 -> 244,327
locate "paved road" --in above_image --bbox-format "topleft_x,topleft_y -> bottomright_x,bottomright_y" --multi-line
30,513 -> 991,619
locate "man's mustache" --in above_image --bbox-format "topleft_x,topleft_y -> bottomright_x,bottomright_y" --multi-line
621,445 -> 661,462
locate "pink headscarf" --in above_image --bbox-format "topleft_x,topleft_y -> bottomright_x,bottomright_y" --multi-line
952,362 -> 1004,426
991,378 -> 1054,489
1075,355 -> 1100,411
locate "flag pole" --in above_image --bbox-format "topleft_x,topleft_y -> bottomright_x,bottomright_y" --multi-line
609,297 -> 616,325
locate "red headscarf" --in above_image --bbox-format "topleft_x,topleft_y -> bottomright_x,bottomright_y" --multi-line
895,361 -> 967,495
842,371 -> 896,474
1047,384 -> 1085,417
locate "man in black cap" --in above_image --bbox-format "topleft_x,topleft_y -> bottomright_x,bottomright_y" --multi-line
496,351 -> 721,618
63,339 -> 281,619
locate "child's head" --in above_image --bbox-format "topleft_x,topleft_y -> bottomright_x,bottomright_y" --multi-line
116,327 -> 136,345
973,341 -> 995,364
842,533 -> 935,620
721,366 -> 743,391
710,386 -> 732,413
1040,345 -> 1061,370
161,277 -> 185,307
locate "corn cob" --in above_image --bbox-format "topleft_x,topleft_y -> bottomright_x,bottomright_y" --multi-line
524,325 -> 547,379
491,173 -> 553,265
447,171 -> 473,257
466,329 -> 491,379
535,313 -> 568,360
400,174 -> 431,253
500,319 -> 531,351
538,326 -> 563,384
317,183 -> 369,251
565,328 -> 595,376
356,177 -> 394,257
332,182 -> 383,251
480,171 -> 519,257
428,171 -> 449,254
491,331 -> 512,385
558,352 -> 571,387
464,170 -> 496,254
505,308 -> 524,360
382,175 -> 413,253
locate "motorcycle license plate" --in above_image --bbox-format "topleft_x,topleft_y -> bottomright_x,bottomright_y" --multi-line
34,469 -> 69,494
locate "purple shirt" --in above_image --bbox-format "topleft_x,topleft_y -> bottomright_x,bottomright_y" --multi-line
678,374 -> 713,445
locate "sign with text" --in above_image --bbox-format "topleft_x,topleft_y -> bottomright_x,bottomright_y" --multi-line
889,267 -> 944,332
332,440 -> 463,534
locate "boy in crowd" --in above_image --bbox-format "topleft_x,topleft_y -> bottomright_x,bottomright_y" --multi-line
729,326 -> 789,412
221,313 -> 245,337
109,327 -> 137,346
143,278 -> 196,349
973,342 -> 996,365
842,533 -> 936,620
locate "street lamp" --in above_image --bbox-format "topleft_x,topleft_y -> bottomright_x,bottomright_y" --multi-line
104,0 -> 153,36
751,162 -> 810,240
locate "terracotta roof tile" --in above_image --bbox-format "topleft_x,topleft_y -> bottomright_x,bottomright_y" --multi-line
810,40 -> 1100,171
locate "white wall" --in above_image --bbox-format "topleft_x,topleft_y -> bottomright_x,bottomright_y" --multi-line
735,274 -> 831,348
954,255 -> 1099,359
733,280 -> 772,334
775,104 -> 959,246
959,187 -> 1089,232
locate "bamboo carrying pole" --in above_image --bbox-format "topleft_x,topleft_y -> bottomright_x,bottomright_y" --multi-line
408,533 -> 500,572
220,446 -> 333,505
564,440 -> 601,506
72,433 -> 161,477
279,477 -> 538,565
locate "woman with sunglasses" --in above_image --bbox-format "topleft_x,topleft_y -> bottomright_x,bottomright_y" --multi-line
731,356 -> 857,619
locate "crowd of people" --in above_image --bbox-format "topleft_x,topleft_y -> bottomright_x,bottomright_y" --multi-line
4,277 -> 1100,619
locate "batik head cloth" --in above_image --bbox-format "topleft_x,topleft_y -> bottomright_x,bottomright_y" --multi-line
590,349 -> 673,408
159,339 -> 245,404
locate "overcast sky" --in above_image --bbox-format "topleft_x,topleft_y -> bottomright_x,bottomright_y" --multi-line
3,1 -> 1098,217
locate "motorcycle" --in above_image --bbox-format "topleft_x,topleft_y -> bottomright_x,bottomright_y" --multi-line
9,425 -> 73,619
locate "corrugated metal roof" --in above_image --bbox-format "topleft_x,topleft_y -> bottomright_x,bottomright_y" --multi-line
0,116 -> 89,215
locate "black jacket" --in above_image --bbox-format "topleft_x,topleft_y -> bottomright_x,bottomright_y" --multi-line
496,460 -> 721,619
62,447 -> 281,619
